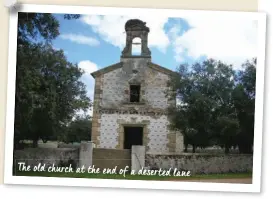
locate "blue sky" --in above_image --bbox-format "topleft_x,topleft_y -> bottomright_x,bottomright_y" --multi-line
52,14 -> 199,71
50,14 -> 258,116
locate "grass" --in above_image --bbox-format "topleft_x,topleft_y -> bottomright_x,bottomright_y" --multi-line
14,170 -> 252,181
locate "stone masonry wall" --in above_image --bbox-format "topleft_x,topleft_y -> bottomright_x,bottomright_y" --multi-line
145,154 -> 253,174
99,114 -> 171,153
101,58 -> 169,109
13,148 -> 79,171
91,57 -> 183,153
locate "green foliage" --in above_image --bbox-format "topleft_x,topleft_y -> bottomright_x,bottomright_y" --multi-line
61,116 -> 92,144
17,13 -> 81,45
15,42 -> 91,147
232,58 -> 256,153
18,13 -> 60,44
168,58 -> 256,154
14,13 -> 89,149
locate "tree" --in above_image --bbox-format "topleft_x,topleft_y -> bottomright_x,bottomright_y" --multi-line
14,13 -> 90,148
232,58 -> 256,154
214,116 -> 239,154
17,13 -> 80,45
15,43 -> 91,147
62,116 -> 92,143
168,59 -> 249,153
168,60 -> 228,152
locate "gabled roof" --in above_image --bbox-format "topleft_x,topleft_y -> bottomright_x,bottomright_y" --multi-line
90,61 -> 177,78
91,62 -> 123,78
149,62 -> 177,76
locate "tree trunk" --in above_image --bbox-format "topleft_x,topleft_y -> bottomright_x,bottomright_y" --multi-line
192,145 -> 196,153
42,138 -> 48,143
225,145 -> 230,154
32,139 -> 38,148
239,144 -> 253,154
184,144 -> 188,152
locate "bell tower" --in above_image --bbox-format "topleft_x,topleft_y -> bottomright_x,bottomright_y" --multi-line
121,19 -> 151,58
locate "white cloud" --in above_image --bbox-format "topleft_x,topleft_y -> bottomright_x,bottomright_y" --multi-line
60,33 -> 100,46
168,25 -> 181,40
79,14 -> 258,70
171,16 -> 258,70
78,60 -> 98,74
80,15 -> 170,53
77,60 -> 99,117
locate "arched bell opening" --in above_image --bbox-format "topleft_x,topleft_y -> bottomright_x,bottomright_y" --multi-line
131,37 -> 142,56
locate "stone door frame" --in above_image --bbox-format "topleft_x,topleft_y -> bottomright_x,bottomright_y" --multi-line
116,118 -> 150,150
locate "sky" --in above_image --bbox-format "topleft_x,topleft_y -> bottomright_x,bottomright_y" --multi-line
51,14 -> 258,117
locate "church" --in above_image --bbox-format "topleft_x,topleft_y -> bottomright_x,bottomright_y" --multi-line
90,19 -> 184,154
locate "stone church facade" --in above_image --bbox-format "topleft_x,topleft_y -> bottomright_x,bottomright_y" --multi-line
91,19 -> 184,154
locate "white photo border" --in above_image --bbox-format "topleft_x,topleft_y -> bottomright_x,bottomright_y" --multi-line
3,3 -> 267,193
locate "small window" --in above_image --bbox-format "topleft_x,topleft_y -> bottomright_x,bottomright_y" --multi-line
130,85 -> 140,102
